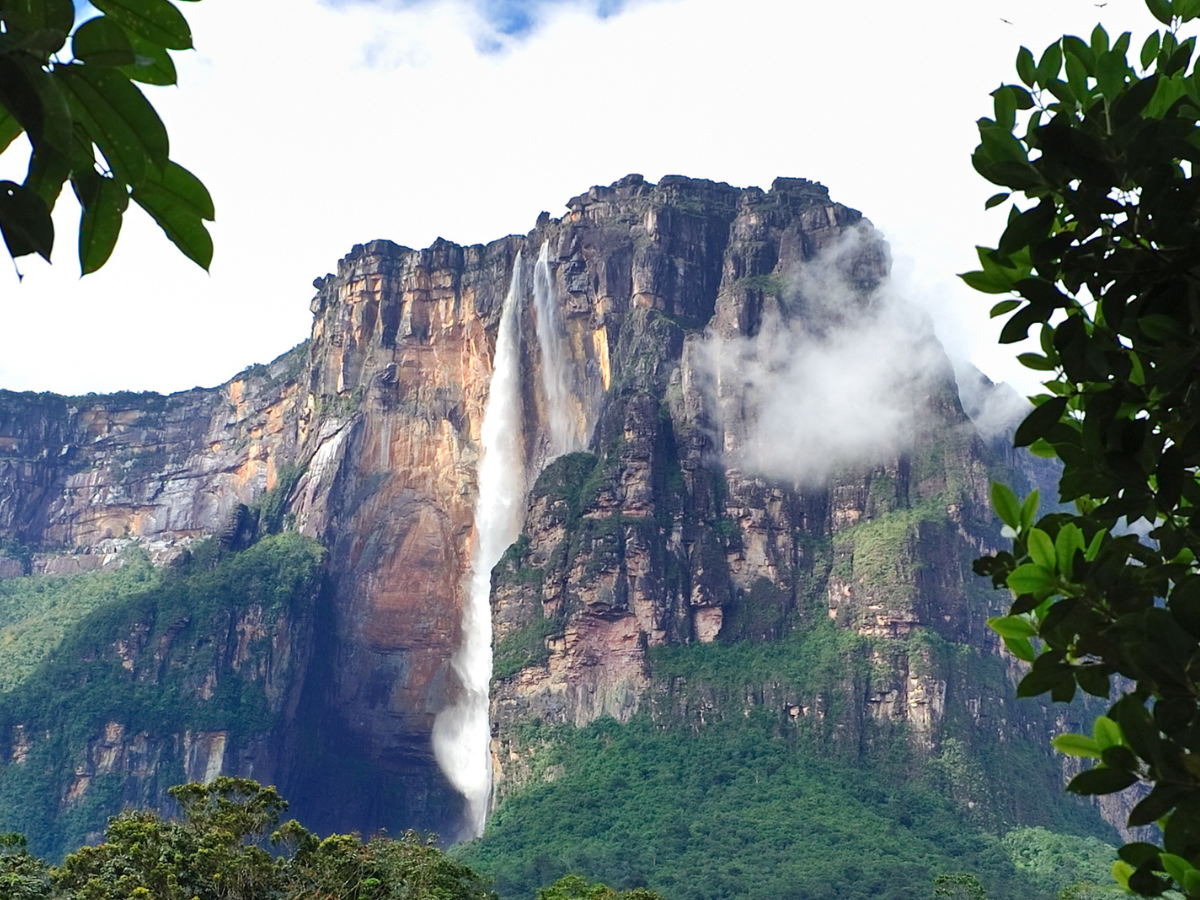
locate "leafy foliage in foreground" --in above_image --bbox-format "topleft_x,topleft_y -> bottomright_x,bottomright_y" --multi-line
0,832 -> 51,900
0,0 -> 213,273
1,777 -> 499,900
965,0 -> 1200,894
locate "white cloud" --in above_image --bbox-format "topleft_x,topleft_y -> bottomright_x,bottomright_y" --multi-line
698,226 -> 951,485
0,0 -> 1164,395
950,357 -> 1030,443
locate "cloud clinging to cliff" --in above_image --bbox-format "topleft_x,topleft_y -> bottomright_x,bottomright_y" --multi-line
698,227 -> 951,485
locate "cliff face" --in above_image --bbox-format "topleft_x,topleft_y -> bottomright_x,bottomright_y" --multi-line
482,178 -> 1010,803
0,174 -> 1108,847
0,532 -> 324,857
0,354 -> 304,555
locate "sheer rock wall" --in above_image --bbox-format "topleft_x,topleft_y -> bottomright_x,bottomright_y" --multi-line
0,175 -> 1097,842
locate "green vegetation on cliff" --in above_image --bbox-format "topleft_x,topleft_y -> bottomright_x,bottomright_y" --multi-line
0,552 -> 161,692
459,712 -> 1112,900
465,621 -> 1116,900
0,533 -> 325,859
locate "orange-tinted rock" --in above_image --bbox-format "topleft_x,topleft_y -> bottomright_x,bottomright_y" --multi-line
0,174 -> 1073,841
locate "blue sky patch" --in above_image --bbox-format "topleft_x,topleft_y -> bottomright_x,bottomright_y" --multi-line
324,0 -> 636,39
72,0 -> 641,44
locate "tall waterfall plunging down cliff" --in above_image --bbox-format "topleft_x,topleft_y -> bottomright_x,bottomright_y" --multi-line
533,242 -> 579,457
432,254 -> 527,838
0,175 -> 1127,869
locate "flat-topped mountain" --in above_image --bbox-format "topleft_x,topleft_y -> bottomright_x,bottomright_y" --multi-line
0,178 -> 1120,896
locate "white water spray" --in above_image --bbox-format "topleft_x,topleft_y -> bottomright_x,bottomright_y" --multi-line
432,253 -> 527,838
533,242 -> 579,457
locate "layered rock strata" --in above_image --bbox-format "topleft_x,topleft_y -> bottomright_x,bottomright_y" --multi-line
0,174 -> 1091,843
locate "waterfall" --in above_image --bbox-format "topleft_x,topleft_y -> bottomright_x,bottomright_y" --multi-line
432,252 -> 526,839
533,242 -> 579,457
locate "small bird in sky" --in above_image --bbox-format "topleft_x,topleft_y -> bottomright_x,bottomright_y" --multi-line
1000,17 -> 1012,23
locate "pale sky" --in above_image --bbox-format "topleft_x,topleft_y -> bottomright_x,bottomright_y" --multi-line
0,0 -> 1160,397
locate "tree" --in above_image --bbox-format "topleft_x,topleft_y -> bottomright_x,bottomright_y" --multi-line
965,0 -> 1200,895
933,873 -> 987,900
0,832 -> 52,900
283,828 -> 497,900
534,875 -> 661,900
53,778 -> 286,900
49,777 -> 498,900
0,0 -> 213,276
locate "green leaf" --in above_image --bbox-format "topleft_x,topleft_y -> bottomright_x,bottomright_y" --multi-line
978,122 -> 1030,164
960,269 -> 1013,294
56,64 -> 168,184
72,15 -> 136,67
1014,397 -> 1068,448
988,615 -> 1038,639
1101,744 -> 1138,770
992,481 -> 1022,529
1029,438 -> 1057,459
1017,352 -> 1056,371
1093,716 -> 1123,749
1055,523 -> 1085,579
1036,42 -> 1063,87
1007,563 -> 1056,595
1132,789 -> 1182,828
132,160 -> 213,270
1067,766 -> 1138,794
0,56 -> 46,146
1139,314 -> 1183,342
1091,24 -> 1110,56
1146,0 -> 1175,26
985,192 -> 1011,210
1046,77 -> 1077,106
1063,36 -> 1095,73
9,27 -> 67,54
2,0 -> 74,33
1146,71 -> 1188,116
1184,870 -> 1200,896
1120,843 -> 1160,867
1017,46 -> 1037,87
1003,635 -> 1036,662
1027,528 -> 1055,570
29,66 -> 75,156
993,86 -> 1018,131
73,171 -> 129,275
1078,665 -> 1111,699
90,0 -> 193,50
1084,529 -> 1105,561
0,107 -> 24,156
1161,854 -> 1192,885
137,159 -> 212,220
1113,860 -> 1135,891
1142,31 -> 1162,69
119,30 -> 177,86
0,180 -> 54,261
1020,488 -> 1040,532
1052,733 -> 1103,758
1065,51 -> 1091,105
1096,50 -> 1128,101
990,299 -> 1020,317
22,146 -> 69,212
